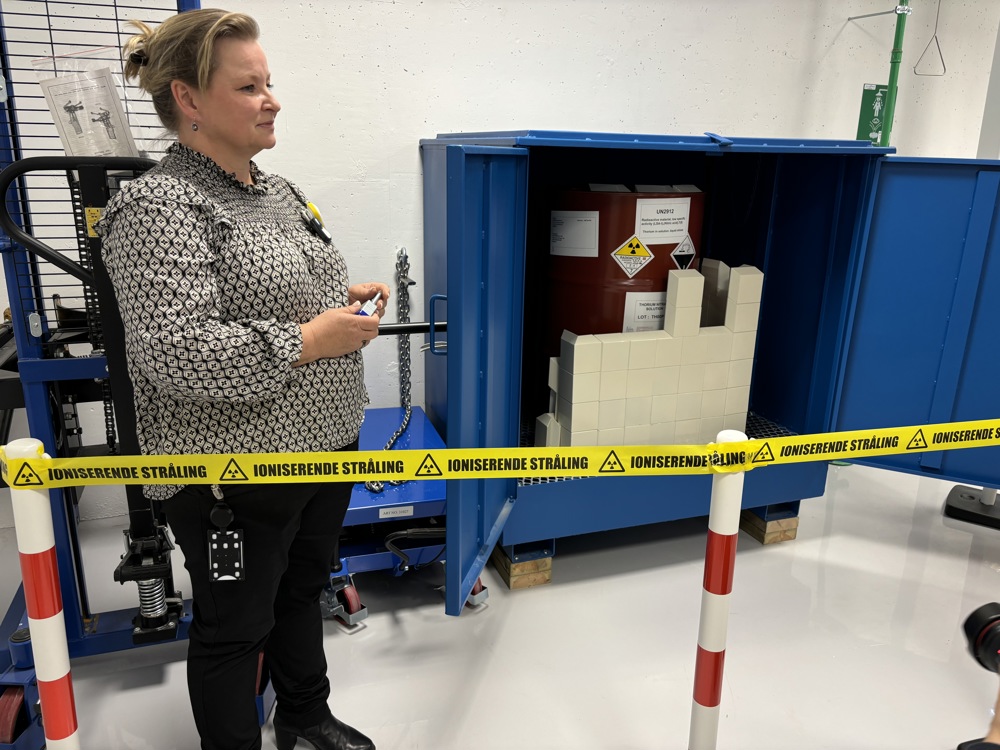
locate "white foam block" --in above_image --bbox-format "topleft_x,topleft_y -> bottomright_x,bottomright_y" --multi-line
624,424 -> 651,445
701,389 -> 727,419
625,397 -> 652,427
651,394 -> 677,424
665,303 -> 701,338
728,359 -> 753,388
724,301 -> 760,333
560,330 -> 602,373
666,269 -> 705,308
626,368 -> 654,398
655,334 -> 682,367
731,330 -> 757,361
701,417 -> 725,444
569,430 -> 598,446
599,372 -> 627,400
724,412 -> 748,432
627,331 -> 660,369
728,265 -> 764,305
598,427 -> 625,446
681,335 -> 709,365
535,413 -> 560,447
703,362 -> 729,391
701,326 -> 733,364
549,357 -> 560,392
652,366 -> 680,395
675,418 -> 701,443
678,364 -> 706,393
557,397 -> 599,432
598,399 -> 626,430
595,333 -> 631,372
725,386 -> 750,415
676,393 -> 701,421
558,368 -> 602,403
650,421 -> 676,444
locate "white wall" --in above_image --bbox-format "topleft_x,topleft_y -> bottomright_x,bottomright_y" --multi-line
239,0 -> 1000,409
2,0 -> 998,525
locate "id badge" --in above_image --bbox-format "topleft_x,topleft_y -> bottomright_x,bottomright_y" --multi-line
208,529 -> 245,582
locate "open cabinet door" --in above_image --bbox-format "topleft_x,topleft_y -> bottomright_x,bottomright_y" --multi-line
421,143 -> 528,615
830,158 -> 1000,485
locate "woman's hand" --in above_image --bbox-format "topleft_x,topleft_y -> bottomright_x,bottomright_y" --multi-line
348,282 -> 391,318
295,303 -> 382,366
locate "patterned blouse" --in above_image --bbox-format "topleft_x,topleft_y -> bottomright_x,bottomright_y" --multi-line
97,143 -> 367,500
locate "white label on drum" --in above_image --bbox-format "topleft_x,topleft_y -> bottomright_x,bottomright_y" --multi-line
551,210 -> 599,257
635,197 -> 691,244
623,291 -> 666,332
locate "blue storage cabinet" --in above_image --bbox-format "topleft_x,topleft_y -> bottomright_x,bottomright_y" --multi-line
421,131 -> 1000,613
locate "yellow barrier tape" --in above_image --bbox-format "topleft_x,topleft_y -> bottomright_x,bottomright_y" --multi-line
2,418 -> 998,489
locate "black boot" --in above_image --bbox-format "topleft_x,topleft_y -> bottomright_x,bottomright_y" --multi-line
273,713 -> 375,750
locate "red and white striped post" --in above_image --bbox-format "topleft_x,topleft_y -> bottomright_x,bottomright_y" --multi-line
7,438 -> 80,749
689,429 -> 748,750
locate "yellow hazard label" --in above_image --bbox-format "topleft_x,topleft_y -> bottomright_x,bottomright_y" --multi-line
0,418 -> 998,489
84,207 -> 102,238
612,235 -> 654,278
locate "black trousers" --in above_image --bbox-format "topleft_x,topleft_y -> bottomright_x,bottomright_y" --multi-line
163,464 -> 355,750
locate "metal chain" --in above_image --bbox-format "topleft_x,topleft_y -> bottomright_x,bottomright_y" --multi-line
68,172 -> 118,454
365,248 -> 414,493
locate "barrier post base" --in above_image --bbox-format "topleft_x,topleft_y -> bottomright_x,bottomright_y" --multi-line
944,485 -> 1000,530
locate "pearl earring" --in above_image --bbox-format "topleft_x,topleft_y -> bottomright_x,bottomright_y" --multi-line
191,122 -> 199,132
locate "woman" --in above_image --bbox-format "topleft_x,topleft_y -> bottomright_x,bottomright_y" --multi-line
97,9 -> 385,750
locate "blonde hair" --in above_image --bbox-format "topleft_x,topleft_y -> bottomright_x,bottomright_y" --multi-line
122,8 -> 259,133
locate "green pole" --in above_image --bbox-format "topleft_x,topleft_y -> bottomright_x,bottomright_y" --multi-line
879,1 -> 912,147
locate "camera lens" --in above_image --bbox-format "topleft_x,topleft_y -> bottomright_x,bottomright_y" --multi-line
963,602 -> 1000,673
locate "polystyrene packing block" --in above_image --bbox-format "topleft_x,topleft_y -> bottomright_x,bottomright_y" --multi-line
595,333 -> 631,372
549,357 -> 560,392
681,335 -> 708,365
560,330 -> 602,373
625,396 -> 652,427
569,430 -> 598,447
701,389 -> 727,419
598,399 -> 626,430
676,393 -> 701,421
599,372 -> 627,400
731,330 -> 757,361
557,396 -> 599,432
728,359 -> 753,388
626,331 -> 660,369
728,265 -> 764,305
701,416 -> 725,444
675,418 -> 701,443
666,269 -> 705,309
535,413 -> 559,447
654,334 -> 682,367
624,424 -> 651,445
558,367 -> 602,403
700,259 -> 731,297
701,326 -> 733,363
650,421 -> 676,445
725,386 -> 750,416
703,361 -> 729,390
651,394 -> 677,424
665,303 -> 701,338
678,363 -> 706,393
724,301 -> 761,334
598,427 -> 625,446
723,412 -> 748,432
626,368 -> 654,398
652,366 -> 680,396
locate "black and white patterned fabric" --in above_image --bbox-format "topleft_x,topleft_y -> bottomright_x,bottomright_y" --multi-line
97,143 -> 367,500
